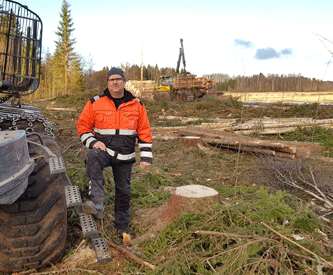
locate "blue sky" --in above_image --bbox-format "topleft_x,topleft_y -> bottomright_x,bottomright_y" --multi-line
18,0 -> 333,80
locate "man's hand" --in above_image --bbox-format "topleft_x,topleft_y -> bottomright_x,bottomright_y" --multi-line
93,141 -> 106,151
140,161 -> 151,170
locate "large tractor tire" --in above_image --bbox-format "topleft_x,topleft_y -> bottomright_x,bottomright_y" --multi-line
0,136 -> 67,274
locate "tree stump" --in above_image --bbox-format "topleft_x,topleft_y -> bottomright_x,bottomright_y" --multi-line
160,185 -> 220,223
182,136 -> 202,148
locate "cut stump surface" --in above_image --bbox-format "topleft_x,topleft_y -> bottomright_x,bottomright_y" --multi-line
160,185 -> 220,223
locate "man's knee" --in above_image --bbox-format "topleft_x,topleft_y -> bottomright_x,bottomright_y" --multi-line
86,148 -> 103,162
85,149 -> 108,181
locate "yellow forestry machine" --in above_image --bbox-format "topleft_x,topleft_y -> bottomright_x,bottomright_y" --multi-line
153,38 -> 216,102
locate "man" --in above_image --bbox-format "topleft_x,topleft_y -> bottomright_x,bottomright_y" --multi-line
77,67 -> 153,238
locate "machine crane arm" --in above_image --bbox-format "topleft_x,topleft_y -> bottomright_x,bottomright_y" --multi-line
176,38 -> 186,75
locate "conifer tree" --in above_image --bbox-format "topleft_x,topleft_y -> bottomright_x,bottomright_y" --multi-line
52,0 -> 84,95
38,48 -> 54,98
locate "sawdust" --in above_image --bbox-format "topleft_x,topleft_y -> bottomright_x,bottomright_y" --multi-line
58,242 -> 97,269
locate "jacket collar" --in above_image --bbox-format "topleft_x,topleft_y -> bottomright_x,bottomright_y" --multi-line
103,88 -> 136,103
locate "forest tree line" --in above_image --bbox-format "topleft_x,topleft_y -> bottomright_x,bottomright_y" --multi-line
30,1 -> 333,100
218,73 -> 333,93
37,62 -> 333,99
83,68 -> 333,95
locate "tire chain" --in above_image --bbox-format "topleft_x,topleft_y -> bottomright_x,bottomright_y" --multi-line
0,111 -> 54,136
0,94 -> 13,104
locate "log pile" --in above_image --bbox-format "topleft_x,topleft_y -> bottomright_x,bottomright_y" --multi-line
125,80 -> 156,99
179,126 -> 323,159
173,75 -> 215,90
200,117 -> 333,135
140,88 -> 155,100
225,117 -> 333,135
154,117 -> 333,135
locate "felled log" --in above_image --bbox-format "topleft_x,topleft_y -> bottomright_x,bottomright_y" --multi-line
161,185 -> 220,223
234,127 -> 299,135
229,118 -> 333,131
179,126 -> 294,152
206,140 -> 296,159
179,126 -> 322,158
189,117 -> 333,135
152,134 -> 178,141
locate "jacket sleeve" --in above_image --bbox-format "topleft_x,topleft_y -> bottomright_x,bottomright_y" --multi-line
77,101 -> 98,149
137,102 -> 153,164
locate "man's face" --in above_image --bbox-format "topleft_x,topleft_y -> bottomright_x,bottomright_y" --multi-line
107,74 -> 125,98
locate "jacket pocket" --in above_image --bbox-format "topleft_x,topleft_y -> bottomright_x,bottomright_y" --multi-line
95,111 -> 114,123
123,111 -> 139,129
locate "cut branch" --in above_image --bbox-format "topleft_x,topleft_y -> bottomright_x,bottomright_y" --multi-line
195,230 -> 254,238
288,252 -> 333,270
264,159 -> 333,208
106,240 -> 156,270
261,222 -> 333,269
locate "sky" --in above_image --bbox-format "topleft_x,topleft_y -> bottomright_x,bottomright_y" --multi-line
15,0 -> 333,81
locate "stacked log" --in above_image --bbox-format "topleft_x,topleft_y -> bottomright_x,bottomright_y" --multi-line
173,75 -> 215,90
179,126 -> 322,159
141,88 -> 155,100
206,78 -> 216,89
125,80 -> 157,99
125,81 -> 140,97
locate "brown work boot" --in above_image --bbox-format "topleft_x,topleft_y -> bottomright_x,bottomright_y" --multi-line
82,200 -> 104,219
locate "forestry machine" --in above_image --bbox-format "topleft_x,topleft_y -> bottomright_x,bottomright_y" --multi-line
153,38 -> 215,102
0,0 -> 111,273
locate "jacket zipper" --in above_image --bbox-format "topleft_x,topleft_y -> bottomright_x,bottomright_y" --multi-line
114,99 -> 135,159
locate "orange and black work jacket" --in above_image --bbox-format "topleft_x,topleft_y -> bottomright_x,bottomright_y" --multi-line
77,89 -> 153,164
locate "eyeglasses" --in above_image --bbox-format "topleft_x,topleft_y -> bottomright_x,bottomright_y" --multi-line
108,78 -> 123,83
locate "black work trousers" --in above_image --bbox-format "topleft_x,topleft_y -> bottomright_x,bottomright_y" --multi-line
85,148 -> 133,230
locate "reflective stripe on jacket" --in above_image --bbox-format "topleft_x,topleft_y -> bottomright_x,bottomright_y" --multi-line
77,89 -> 153,163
